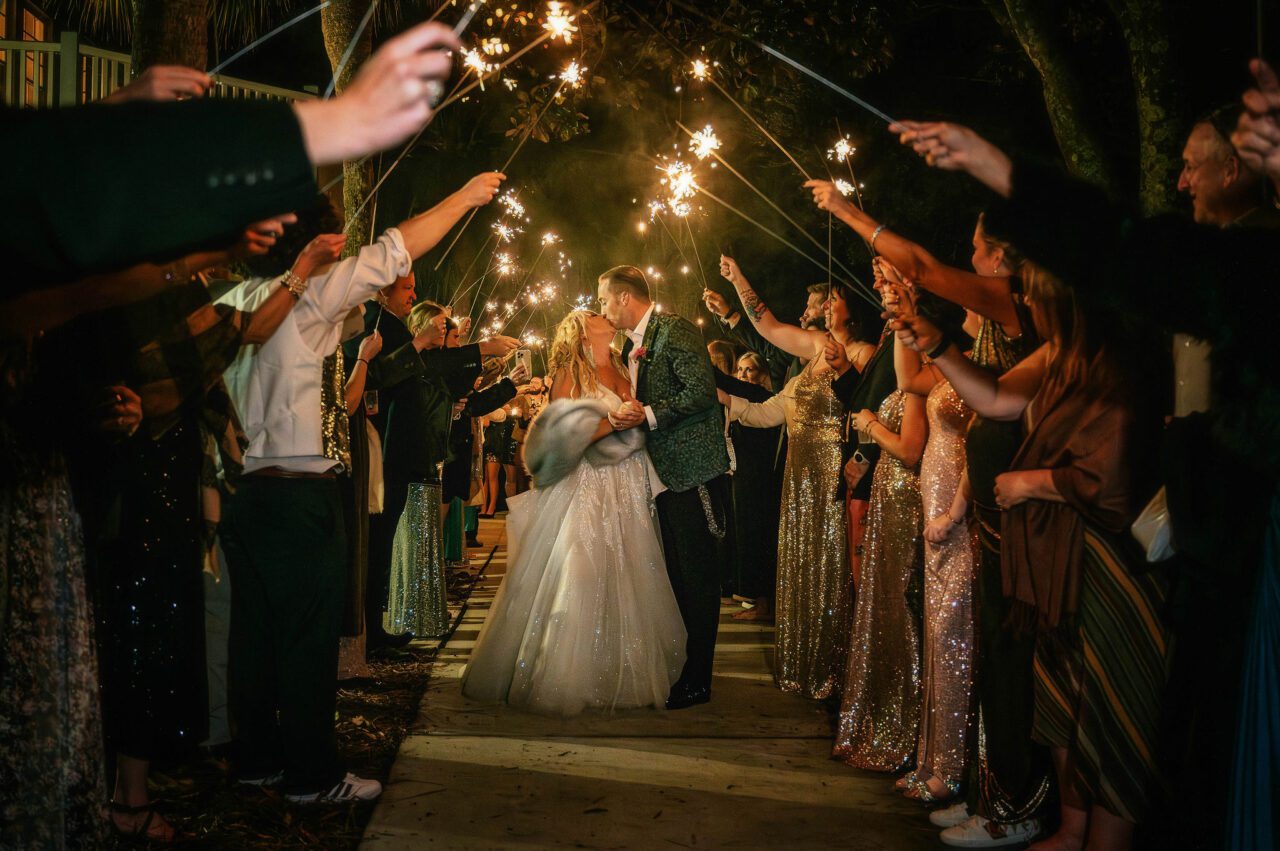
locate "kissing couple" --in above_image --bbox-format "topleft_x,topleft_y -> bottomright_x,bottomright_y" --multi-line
462,264 -> 731,715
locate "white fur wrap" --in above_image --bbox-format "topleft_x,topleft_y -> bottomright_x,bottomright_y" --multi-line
522,398 -> 646,489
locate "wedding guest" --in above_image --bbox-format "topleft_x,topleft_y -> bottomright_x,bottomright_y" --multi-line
337,328 -> 384,681
809,179 -> 1045,842
215,172 -> 506,803
364,271 -> 518,648
892,96 -> 1280,849
704,283 -> 829,391
715,257 -> 865,699
707,339 -> 737,376
481,405 -> 519,517
891,300 -> 981,804
894,265 -> 1168,851
726,352 -> 783,622
833,324 -> 928,773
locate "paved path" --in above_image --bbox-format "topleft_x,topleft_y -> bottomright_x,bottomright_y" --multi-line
361,517 -> 941,849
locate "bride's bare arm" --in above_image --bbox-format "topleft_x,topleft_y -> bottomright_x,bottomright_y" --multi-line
550,368 -> 635,443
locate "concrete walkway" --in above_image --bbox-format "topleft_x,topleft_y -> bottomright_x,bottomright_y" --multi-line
361,517 -> 942,849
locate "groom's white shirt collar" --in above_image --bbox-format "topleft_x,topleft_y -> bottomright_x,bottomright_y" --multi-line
628,302 -> 655,345
626,302 -> 659,431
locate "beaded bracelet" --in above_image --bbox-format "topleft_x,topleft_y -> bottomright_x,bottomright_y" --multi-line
281,269 -> 308,298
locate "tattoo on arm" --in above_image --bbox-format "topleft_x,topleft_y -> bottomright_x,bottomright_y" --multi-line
740,288 -> 768,322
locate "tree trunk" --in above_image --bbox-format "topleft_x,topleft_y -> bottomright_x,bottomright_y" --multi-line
130,0 -> 208,73
985,0 -> 1117,187
1106,0 -> 1182,215
321,0 -> 375,257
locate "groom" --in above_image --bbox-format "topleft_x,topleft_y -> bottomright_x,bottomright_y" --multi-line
597,265 -> 730,709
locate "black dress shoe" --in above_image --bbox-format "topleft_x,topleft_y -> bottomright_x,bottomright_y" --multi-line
665,685 -> 711,710
465,536 -> 482,548
368,629 -> 414,653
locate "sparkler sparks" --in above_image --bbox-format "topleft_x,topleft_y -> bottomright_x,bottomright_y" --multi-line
828,136 -> 856,162
540,231 -> 560,246
522,332 -> 545,347
834,178 -> 856,197
690,58 -> 709,80
688,124 -> 721,161
462,47 -> 496,77
558,60 -> 585,88
573,294 -> 594,311
498,191 -> 525,218
492,221 -> 520,243
647,199 -> 667,219
542,2 -> 578,44
496,253 -> 517,277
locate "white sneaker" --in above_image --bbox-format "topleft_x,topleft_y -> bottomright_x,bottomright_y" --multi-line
285,772 -> 383,804
940,815 -> 1041,847
930,801 -> 971,828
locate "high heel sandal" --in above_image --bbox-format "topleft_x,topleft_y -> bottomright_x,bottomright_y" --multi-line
108,800 -> 178,843
903,776 -> 960,804
893,771 -> 920,791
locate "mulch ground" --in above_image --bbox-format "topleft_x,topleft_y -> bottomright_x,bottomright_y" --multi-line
108,647 -> 437,848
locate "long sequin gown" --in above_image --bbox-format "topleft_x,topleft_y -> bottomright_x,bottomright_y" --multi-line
834,389 -> 924,770
741,361 -> 849,699
913,380 -> 976,788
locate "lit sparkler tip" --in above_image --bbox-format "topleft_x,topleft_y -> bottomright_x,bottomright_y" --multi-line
540,231 -> 560,246
558,60 -> 584,88
689,124 -> 721,161
827,136 -> 855,162
543,1 -> 578,44
834,178 -> 856,197
690,58 -> 709,80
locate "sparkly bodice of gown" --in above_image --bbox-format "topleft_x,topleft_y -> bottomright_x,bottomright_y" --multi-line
835,389 -> 924,770
773,361 -> 850,699
460,384 -> 686,716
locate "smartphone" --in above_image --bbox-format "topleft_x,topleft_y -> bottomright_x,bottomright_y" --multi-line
364,390 -> 379,417
515,348 -> 532,374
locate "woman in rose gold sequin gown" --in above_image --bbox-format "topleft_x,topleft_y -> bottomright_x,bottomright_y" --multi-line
834,387 -> 927,771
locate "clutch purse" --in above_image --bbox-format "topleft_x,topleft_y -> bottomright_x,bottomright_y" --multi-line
1130,486 -> 1175,562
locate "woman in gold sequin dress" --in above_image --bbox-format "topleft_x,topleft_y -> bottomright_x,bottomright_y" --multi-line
716,256 -> 872,699
835,379 -> 928,770
894,309 -> 983,803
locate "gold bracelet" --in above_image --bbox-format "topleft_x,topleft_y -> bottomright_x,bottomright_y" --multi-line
281,269 -> 308,298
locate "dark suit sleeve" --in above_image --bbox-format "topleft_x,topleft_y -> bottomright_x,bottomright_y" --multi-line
465,378 -> 517,415
649,317 -> 719,431
719,313 -> 791,390
2,100 -> 317,291
366,342 -> 426,390
420,343 -> 483,380
714,370 -> 774,403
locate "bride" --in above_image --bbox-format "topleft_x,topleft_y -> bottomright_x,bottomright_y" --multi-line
461,310 -> 687,716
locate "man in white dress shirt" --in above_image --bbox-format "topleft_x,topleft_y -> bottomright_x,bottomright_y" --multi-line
215,173 -> 503,803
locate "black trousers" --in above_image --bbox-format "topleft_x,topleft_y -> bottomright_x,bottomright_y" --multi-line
656,475 -> 729,693
221,476 -> 345,794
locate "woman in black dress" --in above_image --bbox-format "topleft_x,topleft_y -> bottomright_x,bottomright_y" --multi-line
481,407 -> 519,517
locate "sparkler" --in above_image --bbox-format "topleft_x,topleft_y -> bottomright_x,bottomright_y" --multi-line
690,58 -> 710,80
543,1 -> 579,43
697,185 -> 879,309
688,124 -> 721,161
540,231 -> 560,246
558,60 -> 585,88
675,121 -> 864,285
491,221 -> 520,243
208,1 -> 331,75
498,191 -> 526,219
835,179 -> 856,197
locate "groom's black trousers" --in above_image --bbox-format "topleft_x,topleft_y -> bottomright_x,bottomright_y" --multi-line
657,474 -> 730,693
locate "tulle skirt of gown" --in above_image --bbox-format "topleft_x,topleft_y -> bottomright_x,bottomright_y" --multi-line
461,450 -> 686,717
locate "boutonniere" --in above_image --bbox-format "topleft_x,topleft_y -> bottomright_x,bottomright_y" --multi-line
631,345 -> 649,361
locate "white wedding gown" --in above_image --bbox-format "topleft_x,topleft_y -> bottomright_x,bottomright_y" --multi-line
461,386 -> 687,716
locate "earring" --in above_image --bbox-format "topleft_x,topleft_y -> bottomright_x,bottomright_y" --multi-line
993,266 -> 1000,274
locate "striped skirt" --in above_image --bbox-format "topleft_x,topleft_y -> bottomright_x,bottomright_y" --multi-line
1032,527 -> 1172,823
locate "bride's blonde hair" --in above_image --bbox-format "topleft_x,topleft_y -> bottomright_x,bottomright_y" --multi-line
547,310 -> 625,398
